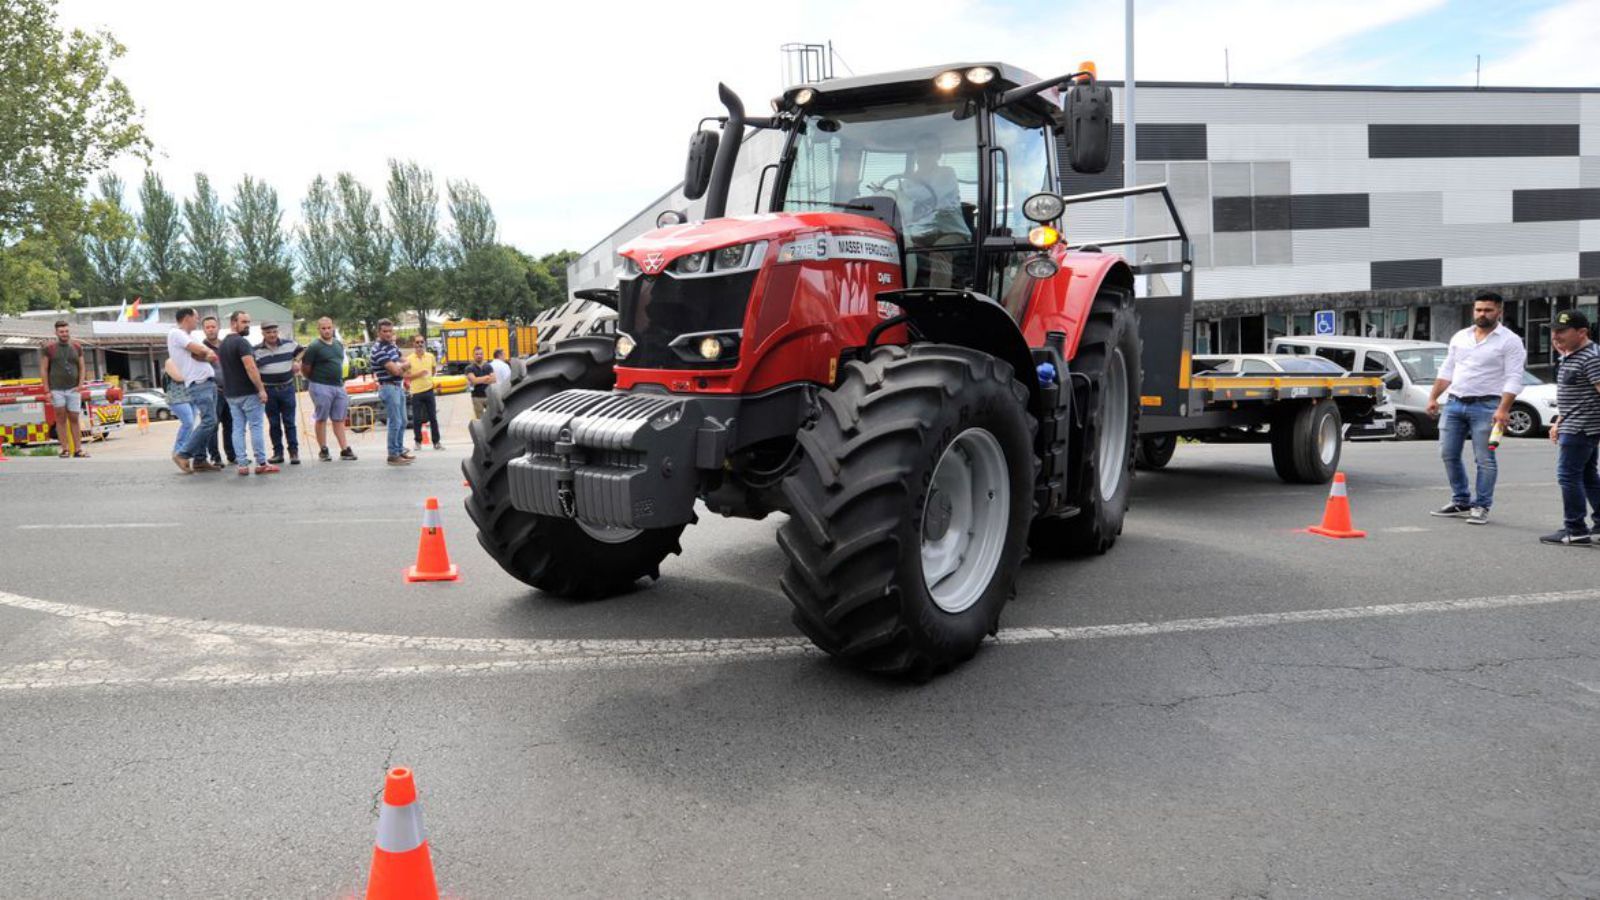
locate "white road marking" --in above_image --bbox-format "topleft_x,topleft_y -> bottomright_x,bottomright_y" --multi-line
0,587 -> 1595,692
287,518 -> 413,525
16,523 -> 180,530
1380,526 -> 1430,533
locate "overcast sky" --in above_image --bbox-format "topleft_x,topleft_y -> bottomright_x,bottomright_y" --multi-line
56,0 -> 1600,258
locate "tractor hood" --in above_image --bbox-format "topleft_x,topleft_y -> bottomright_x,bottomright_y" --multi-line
618,212 -> 898,275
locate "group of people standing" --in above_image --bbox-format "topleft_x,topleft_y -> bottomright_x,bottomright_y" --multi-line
1426,291 -> 1600,545
164,309 -> 512,472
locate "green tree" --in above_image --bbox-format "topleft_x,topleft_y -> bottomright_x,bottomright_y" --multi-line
230,174 -> 293,303
137,170 -> 186,300
82,172 -> 143,305
536,249 -> 580,307
0,230 -> 66,312
0,0 -> 148,238
385,159 -> 440,336
449,244 -> 531,321
296,174 -> 347,325
183,173 -> 234,298
334,172 -> 393,335
445,179 -> 495,262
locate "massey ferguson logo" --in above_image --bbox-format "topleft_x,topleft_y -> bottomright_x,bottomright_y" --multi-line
642,252 -> 665,274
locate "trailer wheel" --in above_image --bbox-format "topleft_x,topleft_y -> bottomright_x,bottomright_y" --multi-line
1030,285 -> 1140,557
1134,434 -> 1177,470
463,336 -> 686,598
779,344 -> 1035,679
1271,399 -> 1342,484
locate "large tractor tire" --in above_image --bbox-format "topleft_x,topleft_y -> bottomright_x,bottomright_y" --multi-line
778,344 -> 1036,678
1270,399 -> 1342,484
463,336 -> 687,598
1030,286 -> 1141,557
1134,433 -> 1177,470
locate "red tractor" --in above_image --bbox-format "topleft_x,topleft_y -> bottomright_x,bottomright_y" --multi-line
467,62 -> 1144,677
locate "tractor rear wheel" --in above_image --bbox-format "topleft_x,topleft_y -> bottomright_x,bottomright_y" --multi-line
1030,286 -> 1141,557
778,344 -> 1035,678
463,336 -> 687,598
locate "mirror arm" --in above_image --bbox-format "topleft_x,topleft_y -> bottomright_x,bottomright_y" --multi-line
999,70 -> 1095,107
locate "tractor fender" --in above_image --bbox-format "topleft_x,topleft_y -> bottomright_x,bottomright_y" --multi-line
1019,251 -> 1135,360
877,288 -> 1041,411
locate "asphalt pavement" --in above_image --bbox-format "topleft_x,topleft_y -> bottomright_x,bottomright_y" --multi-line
2,433 -> 1598,898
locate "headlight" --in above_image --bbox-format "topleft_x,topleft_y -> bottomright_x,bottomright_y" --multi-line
668,331 -> 740,364
794,87 -> 815,106
615,334 -> 635,359
1023,192 -> 1065,223
966,67 -> 995,84
615,255 -> 640,279
933,70 -> 963,91
698,336 -> 723,361
1024,255 -> 1060,279
655,209 -> 686,228
674,252 -> 708,274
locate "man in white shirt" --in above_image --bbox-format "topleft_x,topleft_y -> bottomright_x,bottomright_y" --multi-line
490,348 -> 512,386
1425,292 -> 1527,524
166,307 -> 221,474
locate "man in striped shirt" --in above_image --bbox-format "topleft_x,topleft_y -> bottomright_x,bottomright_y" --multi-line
253,322 -> 303,465
369,319 -> 413,465
1543,310 -> 1600,546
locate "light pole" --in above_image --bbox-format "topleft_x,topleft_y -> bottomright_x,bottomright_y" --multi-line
1124,0 -> 1137,241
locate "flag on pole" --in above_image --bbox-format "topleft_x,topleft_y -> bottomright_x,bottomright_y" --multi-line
126,297 -> 142,322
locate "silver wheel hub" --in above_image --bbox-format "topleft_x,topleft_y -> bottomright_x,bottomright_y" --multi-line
578,520 -> 643,544
1317,410 -> 1339,466
921,428 -> 1010,615
1098,348 -> 1131,499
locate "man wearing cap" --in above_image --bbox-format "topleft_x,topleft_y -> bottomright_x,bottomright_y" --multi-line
1425,291 -> 1526,525
1541,310 -> 1600,545
253,322 -> 302,465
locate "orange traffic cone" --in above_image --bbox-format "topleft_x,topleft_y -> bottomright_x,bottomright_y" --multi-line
1307,472 -> 1366,539
136,407 -> 150,433
405,497 -> 460,582
365,767 -> 438,900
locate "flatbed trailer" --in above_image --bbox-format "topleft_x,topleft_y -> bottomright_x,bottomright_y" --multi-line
1067,184 -> 1388,483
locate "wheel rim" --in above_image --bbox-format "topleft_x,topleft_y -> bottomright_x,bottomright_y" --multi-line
578,520 -> 642,544
1317,410 -> 1339,466
1396,417 -> 1415,439
921,428 -> 1010,615
1098,348 -> 1130,499
1508,409 -> 1532,436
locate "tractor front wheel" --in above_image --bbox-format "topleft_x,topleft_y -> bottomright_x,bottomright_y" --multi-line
463,337 -> 687,598
1030,286 -> 1141,557
779,344 -> 1035,678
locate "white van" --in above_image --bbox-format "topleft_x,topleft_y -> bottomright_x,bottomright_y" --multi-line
1268,335 -> 1557,440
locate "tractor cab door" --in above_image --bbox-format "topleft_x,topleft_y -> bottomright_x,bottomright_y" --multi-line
984,108 -> 1057,324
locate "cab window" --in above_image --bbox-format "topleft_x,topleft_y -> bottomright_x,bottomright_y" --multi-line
988,110 -> 1054,317
1315,347 -> 1356,370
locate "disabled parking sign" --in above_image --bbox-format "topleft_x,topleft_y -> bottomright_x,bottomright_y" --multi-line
1314,310 -> 1336,336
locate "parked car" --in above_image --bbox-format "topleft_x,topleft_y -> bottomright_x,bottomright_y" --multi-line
119,391 -> 172,421
1507,370 -> 1559,438
1192,354 -> 1397,440
1270,337 -> 1449,440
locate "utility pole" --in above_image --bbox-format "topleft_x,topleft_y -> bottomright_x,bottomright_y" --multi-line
1124,0 -> 1136,241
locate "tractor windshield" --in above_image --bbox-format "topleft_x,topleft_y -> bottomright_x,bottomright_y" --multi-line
782,99 -> 979,288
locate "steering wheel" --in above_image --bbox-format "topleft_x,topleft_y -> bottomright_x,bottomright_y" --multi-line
866,172 -> 939,216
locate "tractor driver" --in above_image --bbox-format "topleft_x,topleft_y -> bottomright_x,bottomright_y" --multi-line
898,133 -> 971,288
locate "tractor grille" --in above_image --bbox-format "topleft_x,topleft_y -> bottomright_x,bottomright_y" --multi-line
616,271 -> 758,369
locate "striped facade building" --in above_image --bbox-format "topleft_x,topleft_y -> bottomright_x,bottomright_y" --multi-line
568,80 -> 1600,372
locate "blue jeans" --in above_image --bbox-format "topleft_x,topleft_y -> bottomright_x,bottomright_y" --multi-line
263,383 -> 298,456
227,394 -> 268,466
1439,397 -> 1499,509
171,401 -> 196,453
179,380 -> 219,461
379,383 -> 408,458
1556,431 -> 1600,534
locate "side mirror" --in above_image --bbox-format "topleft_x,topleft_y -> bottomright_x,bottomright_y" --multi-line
683,130 -> 719,201
1063,82 -> 1113,174
1384,374 -> 1403,391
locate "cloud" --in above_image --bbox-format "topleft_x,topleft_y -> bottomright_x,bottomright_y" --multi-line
1475,0 -> 1600,87
53,0 -> 1536,260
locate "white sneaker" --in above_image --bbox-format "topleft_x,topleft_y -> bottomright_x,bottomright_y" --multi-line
1467,507 -> 1489,525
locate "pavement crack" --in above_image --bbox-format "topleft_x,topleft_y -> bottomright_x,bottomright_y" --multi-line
0,781 -> 74,800
370,735 -> 400,816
